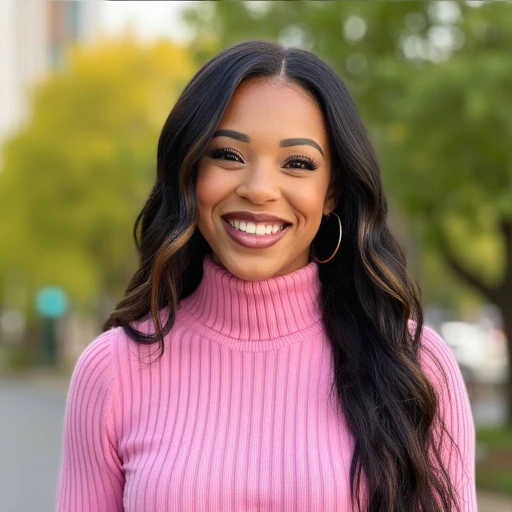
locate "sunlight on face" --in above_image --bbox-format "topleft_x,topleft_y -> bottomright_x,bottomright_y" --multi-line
196,77 -> 336,281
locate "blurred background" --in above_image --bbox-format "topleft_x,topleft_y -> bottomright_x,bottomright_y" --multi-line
0,1 -> 511,510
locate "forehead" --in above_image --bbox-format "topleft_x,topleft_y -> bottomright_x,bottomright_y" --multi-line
218,78 -> 329,146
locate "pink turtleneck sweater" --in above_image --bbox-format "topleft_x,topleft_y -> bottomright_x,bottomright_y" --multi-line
57,255 -> 476,511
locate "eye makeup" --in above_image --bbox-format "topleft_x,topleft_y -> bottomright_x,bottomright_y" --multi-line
283,155 -> 319,171
208,147 -> 319,171
208,147 -> 245,163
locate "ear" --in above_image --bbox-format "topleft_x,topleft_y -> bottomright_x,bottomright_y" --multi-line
323,186 -> 338,216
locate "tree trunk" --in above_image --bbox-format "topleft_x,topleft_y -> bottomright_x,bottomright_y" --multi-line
499,299 -> 512,427
435,220 -> 512,426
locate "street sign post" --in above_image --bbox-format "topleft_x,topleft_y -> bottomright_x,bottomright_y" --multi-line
35,287 -> 68,367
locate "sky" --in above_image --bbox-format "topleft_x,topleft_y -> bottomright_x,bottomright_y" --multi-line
99,1 -> 193,42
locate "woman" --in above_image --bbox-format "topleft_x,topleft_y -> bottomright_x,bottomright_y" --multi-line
57,41 -> 475,511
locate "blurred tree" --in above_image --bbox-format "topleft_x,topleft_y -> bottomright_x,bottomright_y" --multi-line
0,38 -> 194,326
184,0 -> 512,422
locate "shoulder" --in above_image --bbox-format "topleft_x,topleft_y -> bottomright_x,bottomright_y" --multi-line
63,328 -> 129,441
73,326 -> 130,371
74,321 -> 173,389
72,329 -> 115,378
409,320 -> 471,409
69,324 -> 150,400
411,321 -> 459,383
68,325 -> 151,418
72,317 -> 182,400
69,328 -> 124,398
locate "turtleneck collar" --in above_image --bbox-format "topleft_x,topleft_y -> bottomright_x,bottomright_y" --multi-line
179,254 -> 323,344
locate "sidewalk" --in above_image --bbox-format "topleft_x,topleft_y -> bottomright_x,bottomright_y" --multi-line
477,490 -> 512,512
0,368 -> 70,393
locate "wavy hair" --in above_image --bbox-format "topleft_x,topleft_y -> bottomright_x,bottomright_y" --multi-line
104,40 -> 460,511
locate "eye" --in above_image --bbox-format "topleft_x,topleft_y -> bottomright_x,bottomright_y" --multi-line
283,155 -> 319,171
208,147 -> 245,163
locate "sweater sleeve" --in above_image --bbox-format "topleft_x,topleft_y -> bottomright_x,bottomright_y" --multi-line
57,329 -> 124,512
418,324 -> 477,511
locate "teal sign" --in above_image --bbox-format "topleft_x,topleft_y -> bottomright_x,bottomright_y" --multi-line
36,287 -> 68,318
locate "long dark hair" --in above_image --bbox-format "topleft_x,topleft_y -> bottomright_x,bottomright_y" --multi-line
104,40 -> 460,511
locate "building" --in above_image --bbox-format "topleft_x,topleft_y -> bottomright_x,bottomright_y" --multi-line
0,0 -> 101,150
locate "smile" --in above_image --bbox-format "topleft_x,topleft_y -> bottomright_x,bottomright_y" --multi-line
227,218 -> 286,235
222,218 -> 291,249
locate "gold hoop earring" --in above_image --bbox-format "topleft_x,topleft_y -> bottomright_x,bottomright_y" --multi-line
310,212 -> 342,264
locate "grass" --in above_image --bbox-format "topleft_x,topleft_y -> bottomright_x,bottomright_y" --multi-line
476,426 -> 512,496
0,345 -> 33,373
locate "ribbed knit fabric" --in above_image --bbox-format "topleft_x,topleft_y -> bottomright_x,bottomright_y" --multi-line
57,254 -> 476,511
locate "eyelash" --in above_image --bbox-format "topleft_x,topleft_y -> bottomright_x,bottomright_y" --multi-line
208,147 -> 319,171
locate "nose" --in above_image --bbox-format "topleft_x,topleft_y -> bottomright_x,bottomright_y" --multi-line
235,165 -> 281,205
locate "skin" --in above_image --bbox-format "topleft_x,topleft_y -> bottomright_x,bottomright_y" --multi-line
196,77 -> 337,281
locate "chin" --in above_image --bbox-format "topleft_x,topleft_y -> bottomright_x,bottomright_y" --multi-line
214,253 -> 283,281
234,268 -> 275,282
229,263 -> 277,282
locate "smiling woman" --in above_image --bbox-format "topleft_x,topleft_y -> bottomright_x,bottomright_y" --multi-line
196,78 -> 335,279
57,41 -> 476,511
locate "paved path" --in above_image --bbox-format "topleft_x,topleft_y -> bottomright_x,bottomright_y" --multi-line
0,375 -> 68,512
1,373 -> 511,511
478,490 -> 512,512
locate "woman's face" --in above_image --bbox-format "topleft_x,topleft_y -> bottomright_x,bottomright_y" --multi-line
196,77 -> 336,281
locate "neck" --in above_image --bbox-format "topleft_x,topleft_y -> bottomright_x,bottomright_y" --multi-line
180,254 -> 323,343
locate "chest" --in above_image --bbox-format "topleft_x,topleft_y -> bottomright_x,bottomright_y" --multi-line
118,341 -> 357,511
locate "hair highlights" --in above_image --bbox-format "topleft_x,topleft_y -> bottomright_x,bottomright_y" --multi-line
104,41 -> 461,511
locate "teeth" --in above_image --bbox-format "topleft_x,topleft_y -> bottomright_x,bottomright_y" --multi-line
228,219 -> 286,235
255,224 -> 267,235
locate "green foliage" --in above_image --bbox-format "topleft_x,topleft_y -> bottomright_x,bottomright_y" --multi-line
185,2 -> 512,422
477,426 -> 512,449
0,345 -> 34,372
476,426 -> 512,495
385,51 -> 512,281
0,38 -> 194,315
184,0 -> 512,306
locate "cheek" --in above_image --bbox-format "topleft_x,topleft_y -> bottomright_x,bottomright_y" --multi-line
195,165 -> 210,204
287,181 -> 330,223
196,164 -> 223,209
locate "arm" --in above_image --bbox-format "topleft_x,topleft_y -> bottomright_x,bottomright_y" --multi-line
57,329 -> 124,511
419,324 -> 477,511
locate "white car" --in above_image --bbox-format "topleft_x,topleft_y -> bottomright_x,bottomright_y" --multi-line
439,321 -> 508,385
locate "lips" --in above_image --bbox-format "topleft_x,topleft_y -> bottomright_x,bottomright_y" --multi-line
221,217 -> 291,249
222,210 -> 292,226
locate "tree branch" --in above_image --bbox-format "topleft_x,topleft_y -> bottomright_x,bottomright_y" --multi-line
436,227 -> 497,302
499,218 -> 512,288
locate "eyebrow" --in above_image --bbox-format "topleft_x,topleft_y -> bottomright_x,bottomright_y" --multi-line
213,129 -> 250,143
280,138 -> 324,157
212,129 -> 325,157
